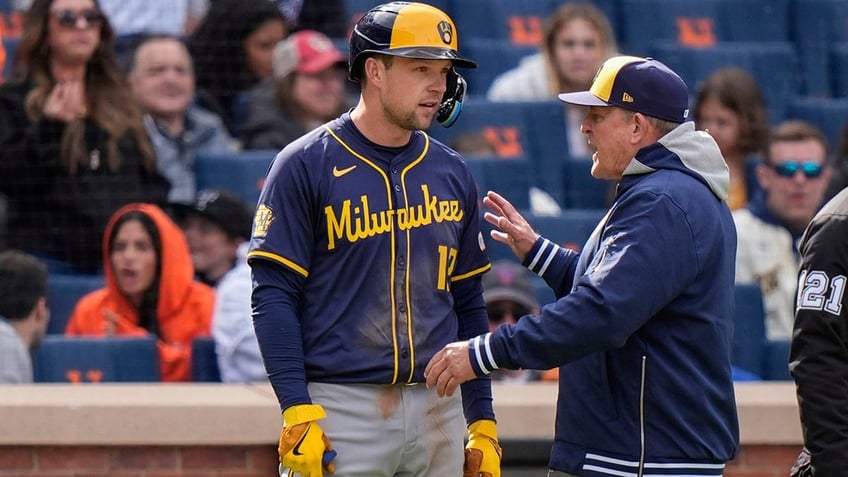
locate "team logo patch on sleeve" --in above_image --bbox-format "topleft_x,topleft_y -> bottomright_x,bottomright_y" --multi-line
478,231 -> 486,251
253,204 -> 274,238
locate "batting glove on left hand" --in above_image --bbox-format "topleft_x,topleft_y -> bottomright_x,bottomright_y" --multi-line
279,404 -> 337,476
464,419 -> 502,477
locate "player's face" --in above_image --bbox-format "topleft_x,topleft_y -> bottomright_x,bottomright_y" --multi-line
759,139 -> 831,232
181,215 -> 239,282
696,96 -> 741,159
129,38 -> 195,120
244,19 -> 287,80
380,56 -> 451,131
580,106 -> 636,180
47,0 -> 102,65
110,219 -> 158,306
552,18 -> 606,91
293,65 -> 347,122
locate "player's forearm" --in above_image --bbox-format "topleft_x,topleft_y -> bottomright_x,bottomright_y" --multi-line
251,262 -> 310,409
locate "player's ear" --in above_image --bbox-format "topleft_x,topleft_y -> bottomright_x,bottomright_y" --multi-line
363,57 -> 384,85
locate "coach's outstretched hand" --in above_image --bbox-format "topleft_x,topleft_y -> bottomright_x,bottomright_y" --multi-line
279,404 -> 337,476
464,419 -> 502,477
482,191 -> 539,261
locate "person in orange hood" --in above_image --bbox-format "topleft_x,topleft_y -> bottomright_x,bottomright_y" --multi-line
66,203 -> 215,381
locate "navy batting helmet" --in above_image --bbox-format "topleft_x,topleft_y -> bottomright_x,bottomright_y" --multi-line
348,1 -> 477,82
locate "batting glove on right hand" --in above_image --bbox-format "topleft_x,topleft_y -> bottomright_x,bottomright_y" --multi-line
464,419 -> 502,477
279,404 -> 337,476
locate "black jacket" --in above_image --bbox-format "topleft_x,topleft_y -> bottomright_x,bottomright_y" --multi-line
790,186 -> 848,477
0,80 -> 168,272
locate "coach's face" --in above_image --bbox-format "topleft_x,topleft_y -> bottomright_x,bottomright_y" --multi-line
580,106 -> 638,180
379,56 -> 451,131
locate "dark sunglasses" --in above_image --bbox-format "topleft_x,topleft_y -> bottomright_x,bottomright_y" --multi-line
487,303 -> 531,323
771,160 -> 823,179
51,9 -> 103,28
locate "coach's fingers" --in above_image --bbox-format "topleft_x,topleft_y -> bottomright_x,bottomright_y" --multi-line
424,349 -> 447,389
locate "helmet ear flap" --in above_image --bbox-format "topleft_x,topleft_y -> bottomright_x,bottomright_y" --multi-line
437,68 -> 466,128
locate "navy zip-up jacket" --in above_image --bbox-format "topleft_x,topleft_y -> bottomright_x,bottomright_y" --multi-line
470,122 -> 740,476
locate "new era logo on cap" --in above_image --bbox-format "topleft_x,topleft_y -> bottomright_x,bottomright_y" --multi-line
558,55 -> 690,123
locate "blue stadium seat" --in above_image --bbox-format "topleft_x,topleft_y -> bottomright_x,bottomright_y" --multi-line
561,159 -> 614,209
619,0 -> 789,56
791,0 -> 848,96
465,155 -> 532,211
650,41 -> 800,124
46,273 -> 105,335
784,96 -> 848,151
829,42 -> 848,97
732,283 -> 767,378
429,98 -> 571,206
191,336 -> 221,382
33,335 -> 161,383
194,149 -> 277,207
2,35 -> 18,80
762,339 -> 792,381
462,38 -> 537,96
525,208 -> 606,253
452,0 -> 555,46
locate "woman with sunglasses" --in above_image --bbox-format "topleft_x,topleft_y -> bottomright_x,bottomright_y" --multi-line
734,120 -> 832,342
0,0 -> 168,274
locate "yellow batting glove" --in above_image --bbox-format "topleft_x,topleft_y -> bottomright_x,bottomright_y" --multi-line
279,404 -> 337,476
464,419 -> 502,477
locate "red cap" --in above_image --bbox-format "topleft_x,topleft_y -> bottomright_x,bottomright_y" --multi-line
273,30 -> 347,78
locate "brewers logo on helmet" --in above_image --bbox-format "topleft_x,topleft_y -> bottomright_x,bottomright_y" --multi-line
348,1 -> 477,82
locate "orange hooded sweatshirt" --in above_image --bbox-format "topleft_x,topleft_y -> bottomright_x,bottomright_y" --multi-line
66,203 -> 215,381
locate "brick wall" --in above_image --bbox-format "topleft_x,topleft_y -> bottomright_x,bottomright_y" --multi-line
0,444 -> 799,477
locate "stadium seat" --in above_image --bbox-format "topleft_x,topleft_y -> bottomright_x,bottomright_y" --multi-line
33,335 -> 161,383
561,159 -> 614,209
194,149 -> 277,207
465,155 -> 532,211
429,98 -> 572,206
790,0 -> 848,96
829,42 -> 848,97
732,283 -> 767,378
46,273 -> 105,335
619,0 -> 789,56
462,38 -> 537,96
452,0 -> 555,46
650,41 -> 800,124
2,35 -> 18,80
784,96 -> 848,151
191,336 -> 221,382
762,339 -> 792,381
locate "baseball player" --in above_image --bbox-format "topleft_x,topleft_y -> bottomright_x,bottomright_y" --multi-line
247,2 -> 501,476
790,185 -> 848,477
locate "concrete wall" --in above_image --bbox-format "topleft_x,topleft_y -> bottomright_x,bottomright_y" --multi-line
0,382 -> 803,476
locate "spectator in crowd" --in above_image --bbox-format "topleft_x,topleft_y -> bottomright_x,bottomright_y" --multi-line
789,185 -> 848,477
735,120 -> 832,340
694,67 -> 769,210
482,260 -> 543,383
825,121 -> 848,200
486,2 -> 617,159
0,250 -> 49,383
127,34 -> 234,205
0,21 -> 6,82
171,188 -> 261,382
274,0 -> 347,38
188,0 -> 287,134
170,189 -> 252,288
241,29 -> 350,150
66,203 -> 214,382
426,55 -> 739,476
0,0 -> 168,274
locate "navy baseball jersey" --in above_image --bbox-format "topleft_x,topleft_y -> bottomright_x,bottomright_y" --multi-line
248,112 -> 491,385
